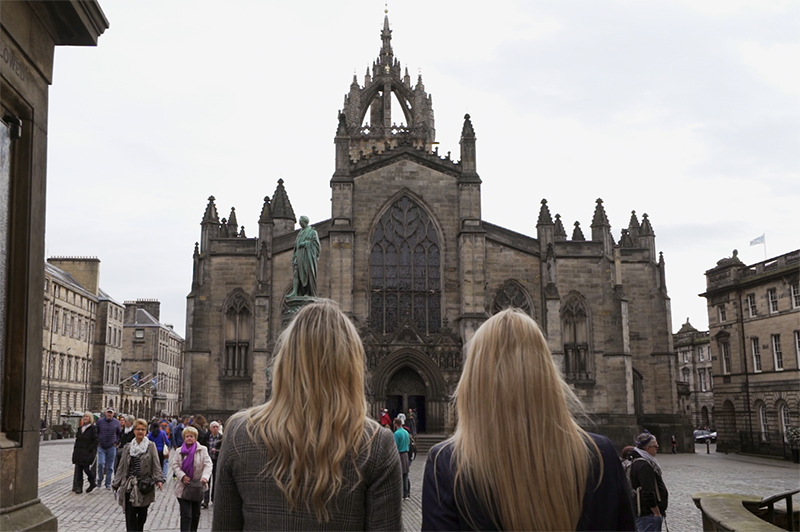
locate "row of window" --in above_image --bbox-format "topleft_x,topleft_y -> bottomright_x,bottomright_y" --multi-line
105,361 -> 121,385
681,367 -> 712,391
681,345 -> 707,363
757,401 -> 793,442
45,279 -> 97,313
720,331 -> 800,374
720,281 -> 800,322
41,390 -> 86,424
43,351 -> 90,383
153,372 -> 180,394
45,304 -> 95,342
106,324 -> 123,348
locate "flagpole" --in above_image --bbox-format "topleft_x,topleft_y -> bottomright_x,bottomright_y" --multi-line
763,235 -> 767,260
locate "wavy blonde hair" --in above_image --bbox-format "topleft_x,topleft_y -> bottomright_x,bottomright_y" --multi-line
451,308 -> 601,531
245,299 -> 374,522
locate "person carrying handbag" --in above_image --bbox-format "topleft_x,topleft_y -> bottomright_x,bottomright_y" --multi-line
630,432 -> 669,532
171,426 -> 213,532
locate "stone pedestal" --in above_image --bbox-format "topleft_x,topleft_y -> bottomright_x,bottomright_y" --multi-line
282,297 -> 321,329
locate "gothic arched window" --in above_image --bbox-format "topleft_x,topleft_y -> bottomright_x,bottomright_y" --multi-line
491,280 -> 533,316
560,292 -> 593,382
223,291 -> 252,377
370,196 -> 441,335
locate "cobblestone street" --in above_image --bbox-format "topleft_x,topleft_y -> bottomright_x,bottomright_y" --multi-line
40,440 -> 797,531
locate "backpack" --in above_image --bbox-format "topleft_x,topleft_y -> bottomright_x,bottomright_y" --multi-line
622,457 -> 645,515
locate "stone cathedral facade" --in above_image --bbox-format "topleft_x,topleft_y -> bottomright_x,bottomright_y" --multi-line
184,16 -> 689,446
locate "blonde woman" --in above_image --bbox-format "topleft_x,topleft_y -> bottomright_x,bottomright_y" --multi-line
422,309 -> 635,531
212,300 -> 402,531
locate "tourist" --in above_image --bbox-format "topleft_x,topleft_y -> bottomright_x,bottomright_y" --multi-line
172,426 -> 213,532
96,407 -> 121,490
421,308 -> 636,531
203,421 -> 223,508
71,412 -> 98,494
380,408 -> 391,429
407,408 -> 417,436
212,299 -> 402,530
172,417 -> 186,449
194,414 -> 210,448
147,421 -> 171,478
112,418 -> 164,532
393,418 -> 411,501
630,432 -> 669,532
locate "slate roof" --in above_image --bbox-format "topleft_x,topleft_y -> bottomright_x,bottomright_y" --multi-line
45,262 -> 97,301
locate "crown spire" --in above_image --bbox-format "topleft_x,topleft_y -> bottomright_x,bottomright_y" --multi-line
380,13 -> 393,66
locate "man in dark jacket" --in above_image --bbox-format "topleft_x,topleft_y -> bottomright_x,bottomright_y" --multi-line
630,433 -> 669,532
95,407 -> 121,490
72,412 -> 98,493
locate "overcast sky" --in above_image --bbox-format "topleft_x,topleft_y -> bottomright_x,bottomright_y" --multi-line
46,0 -> 799,337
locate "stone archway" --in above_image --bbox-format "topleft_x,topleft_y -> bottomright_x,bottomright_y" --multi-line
386,367 -> 427,433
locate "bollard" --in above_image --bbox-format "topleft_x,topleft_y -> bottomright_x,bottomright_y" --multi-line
707,440 -> 710,454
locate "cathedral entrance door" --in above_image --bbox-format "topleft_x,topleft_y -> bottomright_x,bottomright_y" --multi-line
385,367 -> 427,433
386,395 -> 402,422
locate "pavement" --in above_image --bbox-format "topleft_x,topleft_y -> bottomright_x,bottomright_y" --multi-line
40,440 -> 798,531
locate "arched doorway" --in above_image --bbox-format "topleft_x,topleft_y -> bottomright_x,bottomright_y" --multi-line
386,367 -> 427,433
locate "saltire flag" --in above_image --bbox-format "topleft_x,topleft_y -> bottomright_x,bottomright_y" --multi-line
750,234 -> 765,246
133,373 -> 140,386
152,377 -> 157,389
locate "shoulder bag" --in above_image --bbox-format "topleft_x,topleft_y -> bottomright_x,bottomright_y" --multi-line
182,479 -> 204,502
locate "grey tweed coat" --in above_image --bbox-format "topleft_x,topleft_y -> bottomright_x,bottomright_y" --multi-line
211,415 -> 403,531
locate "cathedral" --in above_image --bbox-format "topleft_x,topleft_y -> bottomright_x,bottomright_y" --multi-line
184,16 -> 689,447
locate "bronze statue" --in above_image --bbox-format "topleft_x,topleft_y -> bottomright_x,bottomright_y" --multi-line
287,215 -> 320,298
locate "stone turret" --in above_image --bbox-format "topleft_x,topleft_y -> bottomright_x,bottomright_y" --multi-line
271,179 -> 296,236
590,198 -> 614,256
554,214 -> 567,241
226,207 -> 238,238
200,196 -> 220,252
536,199 -> 554,249
638,213 -> 656,260
572,221 -> 585,241
258,195 -> 273,243
458,114 -> 481,230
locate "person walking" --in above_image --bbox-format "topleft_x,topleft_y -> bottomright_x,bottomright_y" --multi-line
172,426 -> 213,532
393,418 -> 411,501
212,299 -> 403,531
421,308 -> 636,531
194,415 -> 210,448
96,407 -> 121,490
407,409 -> 417,436
148,421 -> 171,479
72,412 -> 98,494
203,421 -> 223,509
112,419 -> 165,532
630,432 -> 669,532
172,417 -> 186,450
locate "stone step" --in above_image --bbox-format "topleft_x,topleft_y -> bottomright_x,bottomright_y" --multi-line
413,433 -> 448,454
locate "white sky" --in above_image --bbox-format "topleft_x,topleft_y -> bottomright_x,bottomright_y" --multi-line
46,0 -> 799,337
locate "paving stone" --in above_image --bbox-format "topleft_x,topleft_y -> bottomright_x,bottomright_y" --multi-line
39,441 -> 798,531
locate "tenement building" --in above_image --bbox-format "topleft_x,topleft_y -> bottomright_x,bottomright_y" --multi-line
184,16 -> 689,447
122,300 -> 184,417
674,319 -> 713,429
702,249 -> 800,456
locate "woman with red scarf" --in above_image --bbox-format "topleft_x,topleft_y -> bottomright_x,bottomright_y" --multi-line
171,426 -> 213,532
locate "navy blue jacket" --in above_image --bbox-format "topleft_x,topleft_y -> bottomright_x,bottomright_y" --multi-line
96,416 -> 121,450
422,433 -> 636,531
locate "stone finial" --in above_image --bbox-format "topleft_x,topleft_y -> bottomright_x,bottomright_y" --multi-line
259,196 -> 272,224
620,228 -> 635,247
193,242 -> 199,256
572,221 -> 585,241
336,111 -> 349,136
239,226 -> 246,238
461,114 -> 475,138
591,198 -> 610,227
537,199 -> 553,226
271,178 -> 297,222
628,210 -> 640,231
554,214 -> 567,241
227,207 -> 238,233
640,213 -> 654,236
202,195 -> 219,224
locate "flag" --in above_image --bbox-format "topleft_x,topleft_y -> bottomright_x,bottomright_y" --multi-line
133,373 -> 140,386
152,377 -> 157,389
750,234 -> 765,246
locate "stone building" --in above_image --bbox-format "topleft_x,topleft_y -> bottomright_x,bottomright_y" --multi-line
41,261 -> 99,427
45,257 -> 127,419
701,249 -> 800,456
674,319 -> 713,429
122,300 -> 184,417
1,1 -> 108,528
184,16 -> 689,448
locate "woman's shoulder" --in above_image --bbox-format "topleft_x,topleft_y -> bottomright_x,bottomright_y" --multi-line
587,432 -> 618,459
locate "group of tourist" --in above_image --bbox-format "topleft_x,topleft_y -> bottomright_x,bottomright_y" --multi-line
71,409 -> 224,531
71,298 -> 670,531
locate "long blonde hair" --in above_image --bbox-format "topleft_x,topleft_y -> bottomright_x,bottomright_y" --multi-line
244,299 -> 374,522
451,308 -> 601,531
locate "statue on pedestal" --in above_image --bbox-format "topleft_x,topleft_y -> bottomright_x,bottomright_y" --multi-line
287,215 -> 320,299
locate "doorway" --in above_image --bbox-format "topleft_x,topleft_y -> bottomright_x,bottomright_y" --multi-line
385,367 -> 427,433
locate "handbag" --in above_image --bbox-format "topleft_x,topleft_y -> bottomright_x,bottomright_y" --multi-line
137,477 -> 156,495
182,479 -> 204,502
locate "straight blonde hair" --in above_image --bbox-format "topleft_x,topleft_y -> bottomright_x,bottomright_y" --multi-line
450,308 -> 601,531
244,299 -> 374,522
